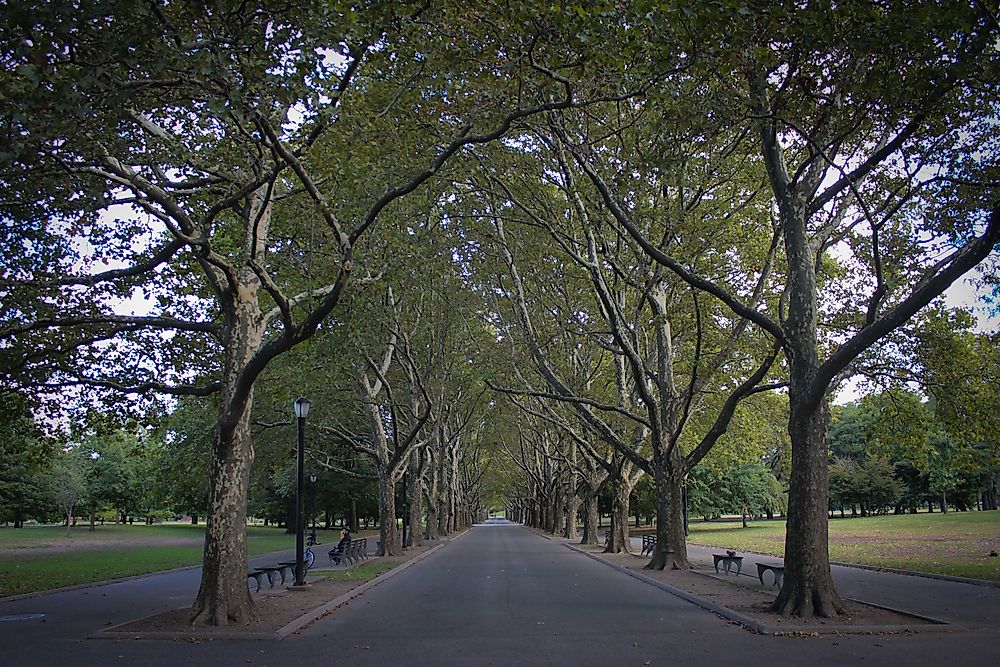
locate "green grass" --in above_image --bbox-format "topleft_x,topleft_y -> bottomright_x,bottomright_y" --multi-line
318,561 -> 397,583
685,511 -> 1000,581
5,513 -> 998,597
0,522 -> 299,597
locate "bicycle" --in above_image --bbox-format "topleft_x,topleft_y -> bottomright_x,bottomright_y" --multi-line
304,532 -> 319,571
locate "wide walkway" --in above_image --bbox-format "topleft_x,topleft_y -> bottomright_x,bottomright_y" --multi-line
0,524 -> 997,666
624,535 -> 1000,630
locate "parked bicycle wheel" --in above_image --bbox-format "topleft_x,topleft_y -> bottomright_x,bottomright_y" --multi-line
304,547 -> 316,571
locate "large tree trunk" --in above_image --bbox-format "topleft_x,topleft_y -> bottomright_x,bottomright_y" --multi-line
191,293 -> 263,626
551,489 -> 564,535
447,446 -> 459,532
581,489 -> 600,545
564,493 -> 580,540
742,64 -> 830,617
772,399 -> 844,617
377,470 -> 401,556
190,413 -> 256,625
425,458 -> 439,540
760,142 -> 846,617
646,462 -> 688,570
605,479 -> 632,553
407,466 -> 424,547
437,443 -> 451,536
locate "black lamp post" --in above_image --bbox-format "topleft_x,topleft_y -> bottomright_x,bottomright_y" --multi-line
294,397 -> 311,587
309,472 -> 318,541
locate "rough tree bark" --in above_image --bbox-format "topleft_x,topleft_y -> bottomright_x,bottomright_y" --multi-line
605,477 -> 634,554
581,488 -> 601,545
425,446 -> 440,540
564,493 -> 581,540
377,468 -> 401,556
773,393 -> 843,617
191,287 -> 264,625
551,489 -> 565,535
766,171 -> 845,617
646,455 -> 688,570
436,437 -> 450,535
406,452 -> 425,547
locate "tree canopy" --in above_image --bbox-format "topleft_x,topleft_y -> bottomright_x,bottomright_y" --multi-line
2,0 -> 997,624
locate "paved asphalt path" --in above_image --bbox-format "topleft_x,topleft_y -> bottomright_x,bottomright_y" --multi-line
1,524 -> 998,666
675,541 -> 1000,630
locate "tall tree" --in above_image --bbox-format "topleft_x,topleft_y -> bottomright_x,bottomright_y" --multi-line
1,2 -> 577,624
51,448 -> 87,534
482,109 -> 782,567
916,308 -> 1000,509
569,3 -> 999,616
0,394 -> 54,527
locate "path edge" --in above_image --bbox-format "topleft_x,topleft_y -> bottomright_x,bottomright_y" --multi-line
275,541 -> 448,637
92,540 -> 457,641
562,543 -> 956,636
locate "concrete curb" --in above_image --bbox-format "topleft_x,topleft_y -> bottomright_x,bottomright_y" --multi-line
275,542 -> 446,638
445,528 -> 472,542
563,543 -> 770,634
91,543 -> 448,641
562,543 -> 955,636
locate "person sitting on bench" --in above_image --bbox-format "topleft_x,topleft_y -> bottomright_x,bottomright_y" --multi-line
329,527 -> 351,564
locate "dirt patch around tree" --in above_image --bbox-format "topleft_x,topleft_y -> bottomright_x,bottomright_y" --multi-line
96,543 -> 440,640
572,544 -> 947,635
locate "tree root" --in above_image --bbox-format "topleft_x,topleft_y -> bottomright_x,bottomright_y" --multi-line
770,584 -> 846,619
190,596 -> 258,627
644,553 -> 690,571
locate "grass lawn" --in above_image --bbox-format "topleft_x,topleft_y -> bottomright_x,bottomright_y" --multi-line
318,561 -> 397,583
0,522 -> 299,597
686,511 -> 1000,581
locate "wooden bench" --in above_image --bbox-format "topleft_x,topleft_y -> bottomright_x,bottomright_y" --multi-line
756,562 -> 784,587
712,553 -> 744,575
348,538 -> 368,564
328,542 -> 348,565
640,535 -> 657,556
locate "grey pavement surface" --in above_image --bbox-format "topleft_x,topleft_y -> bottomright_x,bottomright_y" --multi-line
625,535 -> 1000,630
0,523 -> 997,666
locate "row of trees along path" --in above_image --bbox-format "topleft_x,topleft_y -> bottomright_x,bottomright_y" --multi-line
3,2 -> 997,623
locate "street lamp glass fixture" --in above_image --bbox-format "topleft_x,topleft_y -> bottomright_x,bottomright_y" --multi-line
294,397 -> 312,419
309,473 -> 317,484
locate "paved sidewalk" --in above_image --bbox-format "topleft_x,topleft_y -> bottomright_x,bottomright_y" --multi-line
2,526 -> 999,666
619,535 -> 1000,630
